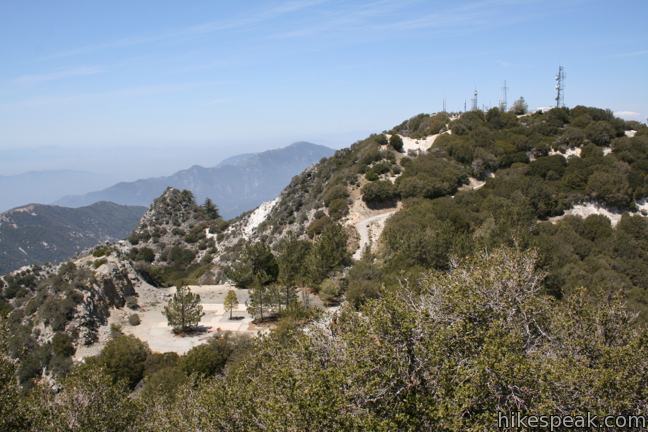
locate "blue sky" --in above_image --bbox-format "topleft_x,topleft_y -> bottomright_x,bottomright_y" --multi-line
1,0 -> 647,177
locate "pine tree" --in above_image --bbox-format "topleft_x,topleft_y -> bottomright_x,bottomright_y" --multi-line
223,290 -> 239,319
203,198 -> 220,220
225,242 -> 278,288
163,284 -> 204,333
277,234 -> 310,309
247,282 -> 268,321
307,223 -> 349,284
511,96 -> 528,115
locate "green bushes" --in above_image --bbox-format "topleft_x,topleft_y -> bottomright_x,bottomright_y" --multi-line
389,134 -> 403,152
586,120 -> 618,146
528,155 -> 566,179
39,296 -> 77,331
306,214 -> 334,238
391,112 -> 449,138
128,313 -> 141,326
361,180 -> 398,207
225,242 -> 279,288
395,154 -> 466,200
364,170 -> 379,181
180,333 -> 247,377
323,184 -> 349,220
51,332 -> 75,357
586,169 -> 632,208
306,222 -> 350,284
93,258 -> 108,269
92,334 -> 150,389
92,245 -> 112,257
328,198 -> 349,220
374,134 -> 388,145
319,278 -> 341,306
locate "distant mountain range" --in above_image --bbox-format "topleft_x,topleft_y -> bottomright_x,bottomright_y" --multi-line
56,142 -> 334,219
0,170 -> 117,213
0,202 -> 145,274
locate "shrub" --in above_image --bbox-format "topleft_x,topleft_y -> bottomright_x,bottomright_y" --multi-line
167,246 -> 195,267
130,247 -> 155,263
180,334 -> 240,377
372,161 -> 391,175
586,121 -> 617,146
364,170 -> 379,181
306,223 -> 349,284
510,96 -> 528,115
362,181 -> 398,207
141,366 -> 187,401
94,334 -> 150,389
323,184 -> 349,207
125,295 -> 139,310
389,134 -> 404,152
319,279 -> 341,306
306,215 -> 334,239
92,245 -> 112,257
93,258 -> 107,269
52,332 -> 75,357
586,170 -> 632,208
328,198 -> 349,220
528,155 -> 566,179
39,297 -> 77,331
128,314 -> 141,326
144,352 -> 180,376
374,134 -> 388,145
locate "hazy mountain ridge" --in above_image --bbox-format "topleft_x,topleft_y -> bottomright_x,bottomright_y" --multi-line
0,202 -> 145,273
0,170 -> 117,212
55,142 -> 334,219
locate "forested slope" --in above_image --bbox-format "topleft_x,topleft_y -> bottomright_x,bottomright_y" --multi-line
1,106 -> 648,431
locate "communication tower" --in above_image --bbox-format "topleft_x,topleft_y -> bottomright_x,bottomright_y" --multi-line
500,80 -> 508,111
471,89 -> 478,111
555,66 -> 565,108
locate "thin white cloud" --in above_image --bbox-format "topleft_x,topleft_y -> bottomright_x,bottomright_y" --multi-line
13,66 -> 103,85
613,49 -> 648,58
614,111 -> 642,120
270,0 -> 543,40
43,0 -> 328,60
0,81 -> 229,110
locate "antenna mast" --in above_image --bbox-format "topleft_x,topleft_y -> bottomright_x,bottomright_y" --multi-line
471,89 -> 478,111
443,97 -> 446,113
555,66 -> 565,108
500,80 -> 508,111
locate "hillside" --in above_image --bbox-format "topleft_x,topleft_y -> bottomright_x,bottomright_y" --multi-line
56,142 -> 334,219
0,202 -> 145,273
1,106 -> 648,431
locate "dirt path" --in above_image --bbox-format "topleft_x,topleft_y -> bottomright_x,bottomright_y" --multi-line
352,210 -> 397,260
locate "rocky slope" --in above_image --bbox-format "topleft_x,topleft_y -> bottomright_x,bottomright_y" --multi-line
0,202 -> 145,274
56,142 -> 334,219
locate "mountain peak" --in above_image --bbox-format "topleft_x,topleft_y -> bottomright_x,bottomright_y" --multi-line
56,143 -> 335,219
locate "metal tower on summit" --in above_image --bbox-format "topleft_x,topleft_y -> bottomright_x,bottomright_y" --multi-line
499,80 -> 508,111
554,66 -> 565,108
471,89 -> 478,111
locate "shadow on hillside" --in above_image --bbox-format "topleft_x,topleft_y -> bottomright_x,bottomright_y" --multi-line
365,199 -> 398,210
173,325 -> 211,336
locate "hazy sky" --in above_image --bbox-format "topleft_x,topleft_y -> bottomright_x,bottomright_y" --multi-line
1,0 -> 647,177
